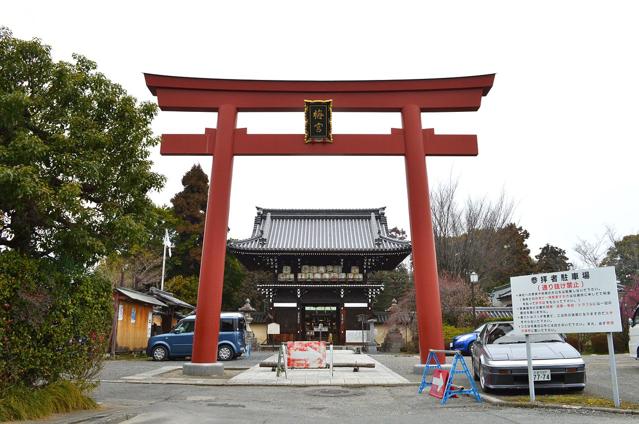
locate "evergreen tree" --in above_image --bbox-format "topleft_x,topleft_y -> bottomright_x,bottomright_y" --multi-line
167,164 -> 246,309
168,164 -> 209,278
488,224 -> 535,285
535,244 -> 572,273
221,254 -> 245,310
602,234 -> 639,285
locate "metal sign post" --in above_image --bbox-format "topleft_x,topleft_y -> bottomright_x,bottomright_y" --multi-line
511,266 -> 623,407
607,332 -> 621,408
525,334 -> 535,402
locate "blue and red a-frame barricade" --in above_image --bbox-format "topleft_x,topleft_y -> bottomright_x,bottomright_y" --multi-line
418,349 -> 482,405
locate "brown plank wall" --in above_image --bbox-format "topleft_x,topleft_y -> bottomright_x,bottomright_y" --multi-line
115,297 -> 154,352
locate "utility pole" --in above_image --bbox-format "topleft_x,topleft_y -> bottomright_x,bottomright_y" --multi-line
161,229 -> 172,291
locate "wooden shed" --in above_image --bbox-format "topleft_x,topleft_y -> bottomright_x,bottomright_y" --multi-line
111,287 -> 168,353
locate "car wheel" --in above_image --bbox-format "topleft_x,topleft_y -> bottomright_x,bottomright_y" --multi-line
479,361 -> 491,392
152,345 -> 168,361
217,345 -> 234,361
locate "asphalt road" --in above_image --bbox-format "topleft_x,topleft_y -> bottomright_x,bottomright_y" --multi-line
39,352 -> 639,423
73,382 -> 637,423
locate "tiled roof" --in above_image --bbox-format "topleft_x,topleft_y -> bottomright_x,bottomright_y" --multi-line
228,207 -> 411,253
464,306 -> 513,319
375,307 -> 513,323
116,287 -> 167,308
148,287 -> 194,310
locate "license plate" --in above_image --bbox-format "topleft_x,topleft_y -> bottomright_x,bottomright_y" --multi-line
533,369 -> 551,381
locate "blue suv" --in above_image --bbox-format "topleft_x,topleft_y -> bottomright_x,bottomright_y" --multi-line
147,312 -> 246,361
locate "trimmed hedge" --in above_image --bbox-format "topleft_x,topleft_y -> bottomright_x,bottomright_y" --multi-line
443,324 -> 474,346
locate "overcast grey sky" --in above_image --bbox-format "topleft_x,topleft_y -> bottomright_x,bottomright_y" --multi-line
4,1 -> 638,265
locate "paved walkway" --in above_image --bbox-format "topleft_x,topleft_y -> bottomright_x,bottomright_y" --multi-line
228,350 -> 410,386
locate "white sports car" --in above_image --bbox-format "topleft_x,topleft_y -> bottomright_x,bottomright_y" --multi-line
470,321 -> 586,391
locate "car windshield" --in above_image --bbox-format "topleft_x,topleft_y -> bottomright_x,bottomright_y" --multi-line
173,320 -> 195,334
486,323 -> 564,344
473,324 -> 486,333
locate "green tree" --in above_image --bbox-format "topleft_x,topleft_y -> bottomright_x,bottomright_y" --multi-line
0,29 -> 163,394
235,270 -> 268,312
165,255 -> 247,310
0,28 -> 164,268
371,263 -> 411,311
221,254 -> 246,310
485,224 -> 534,286
168,164 -> 209,278
602,234 -> 639,285
165,275 -> 199,307
535,244 -> 572,273
166,164 -> 246,309
97,206 -> 177,290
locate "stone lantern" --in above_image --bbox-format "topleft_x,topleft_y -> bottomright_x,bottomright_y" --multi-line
386,298 -> 399,314
238,298 -> 256,351
383,298 -> 405,353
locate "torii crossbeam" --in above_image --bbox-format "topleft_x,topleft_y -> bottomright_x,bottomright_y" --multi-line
145,74 -> 495,374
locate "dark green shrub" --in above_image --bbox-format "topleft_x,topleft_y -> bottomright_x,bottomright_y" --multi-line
0,252 -> 112,395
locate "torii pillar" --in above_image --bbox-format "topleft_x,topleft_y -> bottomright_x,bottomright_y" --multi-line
145,74 -> 495,375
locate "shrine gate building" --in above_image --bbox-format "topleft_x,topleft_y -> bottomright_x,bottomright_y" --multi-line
228,207 -> 411,345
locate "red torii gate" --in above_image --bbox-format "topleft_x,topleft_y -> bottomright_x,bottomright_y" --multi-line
145,74 -> 495,374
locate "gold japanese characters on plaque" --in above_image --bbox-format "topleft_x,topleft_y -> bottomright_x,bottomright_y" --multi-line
304,99 -> 333,143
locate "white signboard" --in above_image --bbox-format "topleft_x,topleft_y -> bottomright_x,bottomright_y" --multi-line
267,322 -> 280,335
345,330 -> 370,343
511,266 -> 622,334
146,312 -> 153,338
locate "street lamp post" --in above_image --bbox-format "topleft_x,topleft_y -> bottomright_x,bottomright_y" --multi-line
470,271 -> 479,327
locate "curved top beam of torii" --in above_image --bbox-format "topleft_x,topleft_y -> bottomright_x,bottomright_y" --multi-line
145,73 -> 495,157
144,73 -> 495,112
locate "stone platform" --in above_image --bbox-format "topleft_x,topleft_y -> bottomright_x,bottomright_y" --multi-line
227,350 -> 410,386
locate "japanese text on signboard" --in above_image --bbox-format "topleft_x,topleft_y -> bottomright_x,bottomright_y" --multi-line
511,266 -> 621,334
